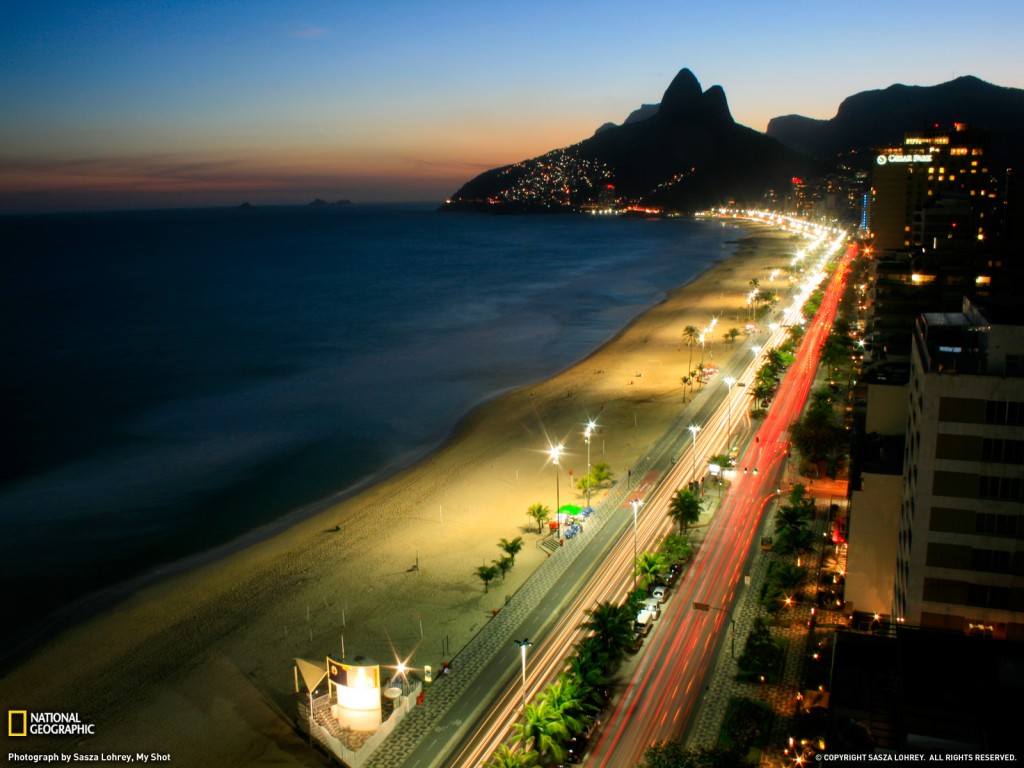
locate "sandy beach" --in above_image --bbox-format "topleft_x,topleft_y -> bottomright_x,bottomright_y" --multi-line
2,221 -> 798,766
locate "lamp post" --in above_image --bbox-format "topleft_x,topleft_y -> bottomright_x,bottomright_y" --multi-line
687,425 -> 701,479
513,638 -> 533,718
723,376 -> 736,437
629,499 -> 642,590
549,443 -> 563,537
584,420 -> 596,511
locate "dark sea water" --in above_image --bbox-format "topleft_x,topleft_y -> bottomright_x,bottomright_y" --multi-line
0,203 -> 740,661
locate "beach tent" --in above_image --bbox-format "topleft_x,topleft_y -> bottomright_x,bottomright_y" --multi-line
557,504 -> 582,524
294,658 -> 327,694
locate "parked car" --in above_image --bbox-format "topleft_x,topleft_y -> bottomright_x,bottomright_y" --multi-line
651,585 -> 669,603
642,598 -> 661,618
626,631 -> 644,654
634,610 -> 655,635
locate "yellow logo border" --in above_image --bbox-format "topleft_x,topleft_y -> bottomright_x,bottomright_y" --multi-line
9,709 -> 28,736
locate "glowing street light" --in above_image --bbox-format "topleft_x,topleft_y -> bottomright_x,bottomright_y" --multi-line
583,420 -> 597,511
629,499 -> 642,590
687,425 -> 701,478
549,443 -> 563,537
513,638 -> 533,718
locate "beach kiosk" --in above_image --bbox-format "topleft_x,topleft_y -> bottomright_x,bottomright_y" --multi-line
328,654 -> 382,731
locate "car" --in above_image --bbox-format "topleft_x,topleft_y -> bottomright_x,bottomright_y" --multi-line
626,631 -> 644,654
642,598 -> 661,618
657,570 -> 678,587
651,585 -> 669,602
634,610 -> 655,635
563,734 -> 588,764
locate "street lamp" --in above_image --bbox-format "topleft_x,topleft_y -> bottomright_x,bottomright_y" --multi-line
513,638 -> 533,717
584,420 -> 597,511
723,376 -> 736,436
687,425 -> 701,478
629,499 -> 642,590
549,443 -> 563,537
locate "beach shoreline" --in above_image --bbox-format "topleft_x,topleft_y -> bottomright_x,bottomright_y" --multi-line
2,220 -> 800,767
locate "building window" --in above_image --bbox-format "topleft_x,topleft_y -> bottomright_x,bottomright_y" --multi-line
975,513 -> 1020,538
970,548 -> 1011,574
978,475 -> 1023,501
981,438 -> 1024,463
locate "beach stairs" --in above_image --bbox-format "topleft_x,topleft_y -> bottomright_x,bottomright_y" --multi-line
538,535 -> 561,556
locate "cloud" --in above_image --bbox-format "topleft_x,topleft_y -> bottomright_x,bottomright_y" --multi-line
290,24 -> 329,39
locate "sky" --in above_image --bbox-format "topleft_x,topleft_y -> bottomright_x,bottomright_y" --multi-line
2,0 -> 1023,212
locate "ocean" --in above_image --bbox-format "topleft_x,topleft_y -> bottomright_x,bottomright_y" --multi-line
1,203 -> 741,663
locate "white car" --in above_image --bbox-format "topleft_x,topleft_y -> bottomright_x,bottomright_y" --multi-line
642,598 -> 661,618
651,585 -> 669,603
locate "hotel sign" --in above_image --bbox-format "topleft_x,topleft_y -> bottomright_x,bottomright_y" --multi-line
877,153 -> 932,165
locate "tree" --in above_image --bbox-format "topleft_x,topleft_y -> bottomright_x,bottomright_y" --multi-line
682,325 -> 699,375
579,601 -> 634,664
499,536 -> 524,565
575,461 -> 612,494
790,404 -> 847,468
536,678 -> 586,734
527,503 -> 550,534
751,380 -> 774,412
724,327 -> 741,344
493,555 -> 513,581
475,564 -> 499,593
667,488 -> 704,534
635,551 -> 668,591
513,700 -> 570,763
486,743 -> 537,768
563,647 -> 610,708
659,533 -> 693,566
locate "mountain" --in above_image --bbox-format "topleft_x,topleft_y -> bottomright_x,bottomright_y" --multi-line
444,69 -> 826,213
767,76 -> 1024,169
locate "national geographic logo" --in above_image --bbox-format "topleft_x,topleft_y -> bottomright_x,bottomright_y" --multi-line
8,710 -> 96,736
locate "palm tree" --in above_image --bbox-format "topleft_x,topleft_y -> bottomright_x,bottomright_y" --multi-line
486,743 -> 537,768
493,555 -> 513,581
580,601 -> 634,663
527,503 -> 550,534
499,536 -> 524,565
475,564 -> 499,593
590,462 -> 612,488
536,678 -> 586,734
725,327 -> 741,344
513,700 -> 570,763
635,551 -> 668,591
694,361 -> 706,388
682,325 -> 699,375
667,488 -> 704,534
563,648 -> 610,708
751,381 -> 774,412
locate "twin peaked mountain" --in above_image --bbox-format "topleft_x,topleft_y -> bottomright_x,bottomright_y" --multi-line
444,68 -> 1024,214
444,69 -> 823,213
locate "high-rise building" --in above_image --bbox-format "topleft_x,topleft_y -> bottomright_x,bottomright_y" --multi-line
869,125 -> 997,252
895,297 -> 1024,639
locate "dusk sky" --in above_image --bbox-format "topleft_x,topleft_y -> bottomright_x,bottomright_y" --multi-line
2,0 -> 1023,212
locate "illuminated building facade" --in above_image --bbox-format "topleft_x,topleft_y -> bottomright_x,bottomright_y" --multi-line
869,124 -> 996,251
895,298 -> 1024,639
